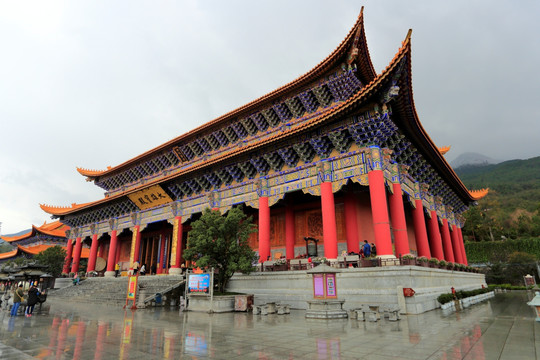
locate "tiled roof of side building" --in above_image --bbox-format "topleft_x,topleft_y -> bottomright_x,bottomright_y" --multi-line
0,221 -> 70,242
76,8 -> 375,180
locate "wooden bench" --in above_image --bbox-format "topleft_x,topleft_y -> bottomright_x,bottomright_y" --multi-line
345,255 -> 360,267
263,261 -> 276,272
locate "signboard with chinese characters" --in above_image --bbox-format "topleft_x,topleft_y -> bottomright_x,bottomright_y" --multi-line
127,276 -> 138,300
188,273 -> 211,294
312,273 -> 337,299
127,184 -> 173,210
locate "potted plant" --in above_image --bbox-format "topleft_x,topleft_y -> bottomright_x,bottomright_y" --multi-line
439,260 -> 448,269
401,255 -> 416,266
428,258 -> 440,268
417,256 -> 429,267
446,262 -> 455,270
312,257 -> 328,266
274,258 -> 287,271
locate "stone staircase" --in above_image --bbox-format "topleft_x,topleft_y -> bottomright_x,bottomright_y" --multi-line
48,275 -> 185,307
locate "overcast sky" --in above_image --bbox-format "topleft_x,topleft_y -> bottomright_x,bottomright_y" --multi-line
1,1 -> 539,235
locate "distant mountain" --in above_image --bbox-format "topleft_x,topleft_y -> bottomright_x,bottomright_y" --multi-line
450,152 -> 502,169
454,156 -> 540,214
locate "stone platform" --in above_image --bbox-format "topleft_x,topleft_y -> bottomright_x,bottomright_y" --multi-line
227,265 -> 486,314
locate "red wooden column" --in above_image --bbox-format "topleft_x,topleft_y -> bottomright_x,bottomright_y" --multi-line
285,206 -> 295,259
129,225 -> 142,271
70,236 -> 83,274
367,146 -> 393,258
169,216 -> 184,274
87,233 -> 99,273
62,238 -> 74,274
105,230 -> 118,276
412,199 -> 431,258
344,193 -> 360,254
428,211 -> 444,260
451,224 -> 464,264
258,196 -> 271,262
440,219 -> 455,263
320,181 -> 338,259
389,182 -> 410,257
458,227 -> 468,265
157,233 -> 166,274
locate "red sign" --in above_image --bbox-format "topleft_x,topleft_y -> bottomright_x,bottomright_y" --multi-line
403,288 -> 415,297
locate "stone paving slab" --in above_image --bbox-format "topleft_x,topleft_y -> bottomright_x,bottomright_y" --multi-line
0,291 -> 538,359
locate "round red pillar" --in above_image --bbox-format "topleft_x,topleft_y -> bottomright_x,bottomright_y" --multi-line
71,237 -> 83,274
458,227 -> 468,265
171,217 -> 183,270
440,219 -> 455,263
133,225 -> 142,265
157,233 -> 166,274
63,239 -> 74,274
412,200 -> 431,258
428,211 -> 444,260
451,224 -> 464,264
344,193 -> 360,254
285,206 -> 295,259
106,230 -> 118,273
368,170 -> 394,257
258,196 -> 270,262
87,234 -> 99,273
320,181 -> 338,259
389,183 -> 410,257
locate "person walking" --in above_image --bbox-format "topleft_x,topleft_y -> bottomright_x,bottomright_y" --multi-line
25,284 -> 39,317
115,263 -> 120,277
10,284 -> 24,317
133,261 -> 139,276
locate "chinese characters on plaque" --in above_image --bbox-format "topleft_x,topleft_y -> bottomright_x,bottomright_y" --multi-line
127,185 -> 173,210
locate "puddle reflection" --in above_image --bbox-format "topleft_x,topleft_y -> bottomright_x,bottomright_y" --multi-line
0,294 -> 528,360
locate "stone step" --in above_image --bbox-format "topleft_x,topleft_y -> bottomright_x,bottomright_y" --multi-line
49,275 -> 185,306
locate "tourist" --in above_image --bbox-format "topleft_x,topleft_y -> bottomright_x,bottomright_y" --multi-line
133,261 -> 139,275
140,264 -> 146,276
115,263 -> 120,277
362,240 -> 371,257
371,243 -> 377,257
25,284 -> 39,317
151,264 -> 156,275
10,284 -> 24,317
73,273 -> 80,285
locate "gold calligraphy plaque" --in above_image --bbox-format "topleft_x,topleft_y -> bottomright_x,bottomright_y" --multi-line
128,185 -> 173,210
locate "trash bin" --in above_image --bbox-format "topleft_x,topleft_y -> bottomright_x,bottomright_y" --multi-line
155,293 -> 162,305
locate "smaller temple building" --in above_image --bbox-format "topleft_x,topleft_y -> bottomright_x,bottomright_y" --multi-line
0,221 -> 89,272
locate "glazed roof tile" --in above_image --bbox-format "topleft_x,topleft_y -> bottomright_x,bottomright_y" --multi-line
43,18 -> 477,217
77,8 -> 375,180
0,221 -> 70,242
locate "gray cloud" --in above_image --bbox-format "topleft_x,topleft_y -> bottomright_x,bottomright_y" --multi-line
0,0 -> 538,234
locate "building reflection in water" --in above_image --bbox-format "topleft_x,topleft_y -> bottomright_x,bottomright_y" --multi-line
6,304 -> 491,360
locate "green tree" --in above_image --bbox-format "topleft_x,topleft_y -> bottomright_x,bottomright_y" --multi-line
183,206 -> 257,293
34,246 -> 66,277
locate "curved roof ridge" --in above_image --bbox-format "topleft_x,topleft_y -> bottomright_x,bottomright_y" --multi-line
469,188 -> 489,200
40,202 -> 91,215
438,146 -> 451,155
41,25 -> 412,218
77,166 -> 112,177
79,8 -> 374,180
392,29 -> 475,203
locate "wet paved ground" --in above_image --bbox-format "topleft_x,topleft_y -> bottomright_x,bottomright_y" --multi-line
0,292 -> 538,359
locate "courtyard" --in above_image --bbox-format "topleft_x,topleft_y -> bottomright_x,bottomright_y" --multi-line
0,291 -> 538,359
